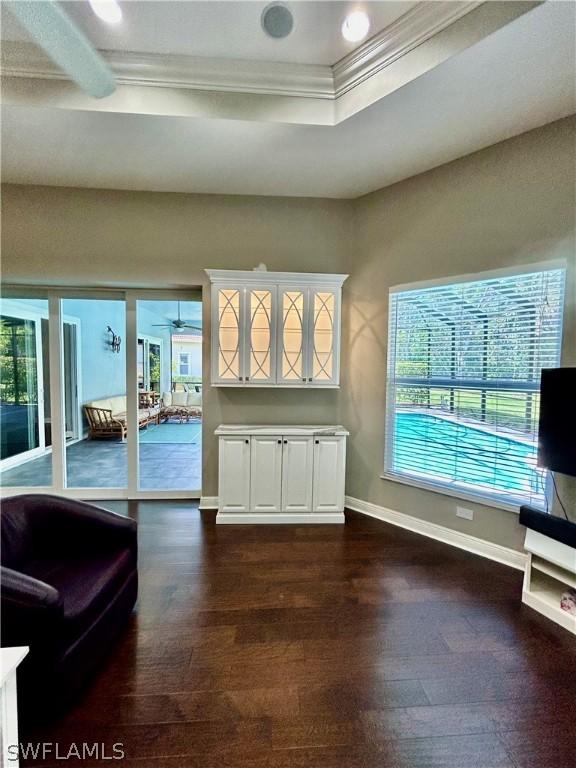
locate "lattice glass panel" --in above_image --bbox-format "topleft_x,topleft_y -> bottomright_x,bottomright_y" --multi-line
313,292 -> 335,380
282,291 -> 304,380
218,289 -> 240,379
249,290 -> 272,380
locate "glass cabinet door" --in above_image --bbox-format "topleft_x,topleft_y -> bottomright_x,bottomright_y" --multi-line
308,288 -> 338,385
246,288 -> 276,384
214,287 -> 243,383
278,288 -> 307,385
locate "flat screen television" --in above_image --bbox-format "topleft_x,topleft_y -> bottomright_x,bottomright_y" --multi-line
537,367 -> 576,477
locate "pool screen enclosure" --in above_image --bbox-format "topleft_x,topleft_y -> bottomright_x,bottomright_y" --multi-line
385,265 -> 566,509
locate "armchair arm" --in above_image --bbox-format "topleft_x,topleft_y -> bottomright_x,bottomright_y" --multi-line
1,566 -> 63,650
14,495 -> 137,558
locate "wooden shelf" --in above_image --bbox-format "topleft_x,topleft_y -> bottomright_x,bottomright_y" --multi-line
532,556 -> 576,589
523,570 -> 576,635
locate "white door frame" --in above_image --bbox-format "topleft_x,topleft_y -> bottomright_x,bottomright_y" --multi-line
137,333 -> 164,393
0,288 -> 202,500
62,317 -> 83,443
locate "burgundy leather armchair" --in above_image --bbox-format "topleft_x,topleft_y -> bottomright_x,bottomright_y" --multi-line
1,495 -> 138,717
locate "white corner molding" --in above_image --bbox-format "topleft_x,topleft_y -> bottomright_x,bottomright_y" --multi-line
345,495 -> 527,571
201,497 -> 345,522
216,512 -> 345,525
0,42 -> 334,99
0,2 -> 541,127
205,269 -> 348,286
332,1 -> 483,97
199,496 -> 219,510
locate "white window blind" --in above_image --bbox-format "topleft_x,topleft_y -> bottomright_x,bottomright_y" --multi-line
385,266 -> 566,508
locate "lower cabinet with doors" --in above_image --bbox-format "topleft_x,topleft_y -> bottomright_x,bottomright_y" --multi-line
216,425 -> 348,523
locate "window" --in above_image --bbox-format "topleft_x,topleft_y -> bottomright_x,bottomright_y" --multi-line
179,353 -> 190,376
385,265 -> 566,509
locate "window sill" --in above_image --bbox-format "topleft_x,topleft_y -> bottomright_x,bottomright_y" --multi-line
379,472 -> 538,514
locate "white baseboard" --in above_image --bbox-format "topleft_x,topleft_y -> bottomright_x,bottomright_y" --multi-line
199,496 -> 219,510
345,495 -> 526,571
216,512 -> 345,524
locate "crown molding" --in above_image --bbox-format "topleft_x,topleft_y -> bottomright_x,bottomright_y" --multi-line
1,42 -> 334,99
0,2 -> 483,101
333,1 -> 484,97
205,269 -> 348,286
0,1 -> 541,126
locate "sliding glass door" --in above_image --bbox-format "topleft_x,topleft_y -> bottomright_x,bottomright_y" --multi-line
62,297 -> 127,491
137,300 -> 202,492
0,289 -> 202,498
0,298 -> 51,487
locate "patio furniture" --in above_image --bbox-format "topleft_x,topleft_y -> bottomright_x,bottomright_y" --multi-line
161,405 -> 200,423
138,390 -> 160,408
1,494 -> 138,716
84,395 -> 160,440
160,391 -> 202,422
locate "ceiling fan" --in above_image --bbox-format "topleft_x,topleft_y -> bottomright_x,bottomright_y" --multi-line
152,303 -> 202,334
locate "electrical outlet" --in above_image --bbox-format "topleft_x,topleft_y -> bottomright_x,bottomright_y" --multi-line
456,506 -> 474,521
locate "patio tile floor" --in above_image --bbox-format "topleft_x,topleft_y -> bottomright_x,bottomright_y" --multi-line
0,431 -> 201,491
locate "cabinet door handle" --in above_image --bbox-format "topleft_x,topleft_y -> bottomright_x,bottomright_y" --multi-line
277,439 -> 281,444
238,376 -> 242,381
245,439 -> 249,444
308,377 -> 313,382
302,378 -> 306,382
315,440 -> 320,444
284,440 -> 288,444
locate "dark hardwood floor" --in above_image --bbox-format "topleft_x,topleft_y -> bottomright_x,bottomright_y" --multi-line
23,503 -> 576,767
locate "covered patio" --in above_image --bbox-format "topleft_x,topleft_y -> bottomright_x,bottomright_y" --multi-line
0,297 -> 202,493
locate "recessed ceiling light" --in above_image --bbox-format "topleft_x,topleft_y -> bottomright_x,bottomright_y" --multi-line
341,11 -> 370,43
89,1 -> 122,25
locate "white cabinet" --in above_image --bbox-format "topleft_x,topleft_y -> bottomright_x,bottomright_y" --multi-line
1,647 -> 29,768
313,436 -> 346,512
216,425 -> 348,523
307,287 -> 340,387
213,285 -> 245,384
250,435 -> 283,512
282,436 -> 313,513
218,436 -> 251,512
277,286 -> 308,385
246,286 -> 277,385
207,270 -> 347,387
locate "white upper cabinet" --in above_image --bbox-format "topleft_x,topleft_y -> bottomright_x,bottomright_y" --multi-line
278,286 -> 308,385
246,286 -> 277,385
308,287 -> 340,386
214,285 -> 244,383
207,270 -> 347,388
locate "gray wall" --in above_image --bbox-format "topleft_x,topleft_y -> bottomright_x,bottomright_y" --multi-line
341,116 -> 576,550
1,187 -> 352,495
1,117 -> 574,549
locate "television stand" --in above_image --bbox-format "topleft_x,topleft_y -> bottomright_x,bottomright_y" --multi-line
520,506 -> 576,635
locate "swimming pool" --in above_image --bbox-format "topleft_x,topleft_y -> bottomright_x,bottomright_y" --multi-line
393,411 -> 544,503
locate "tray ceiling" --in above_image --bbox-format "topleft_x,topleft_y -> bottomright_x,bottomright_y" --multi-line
1,1 -> 574,198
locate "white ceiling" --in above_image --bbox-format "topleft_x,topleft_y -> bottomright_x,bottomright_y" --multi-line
1,2 -> 575,199
140,300 -> 202,326
1,1 -> 417,66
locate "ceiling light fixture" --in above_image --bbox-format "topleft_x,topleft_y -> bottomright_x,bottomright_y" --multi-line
261,3 -> 294,39
89,0 -> 122,25
341,10 -> 370,43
